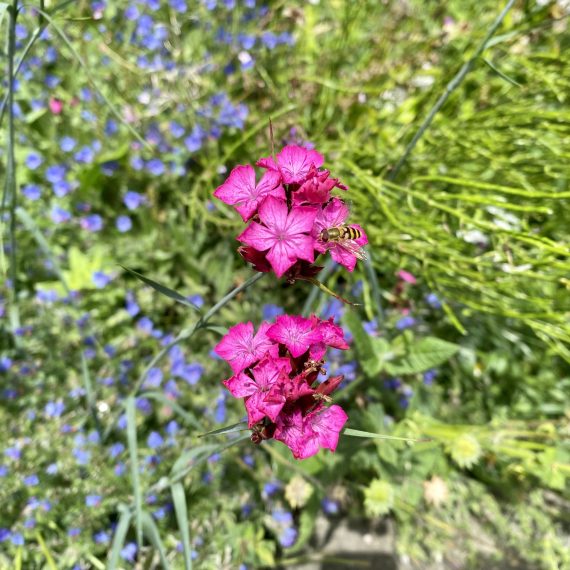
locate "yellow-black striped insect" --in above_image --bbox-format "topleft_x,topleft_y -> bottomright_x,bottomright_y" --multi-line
318,225 -> 367,260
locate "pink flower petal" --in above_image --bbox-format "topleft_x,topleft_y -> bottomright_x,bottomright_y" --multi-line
267,315 -> 322,358
223,372 -> 257,398
305,404 -> 348,452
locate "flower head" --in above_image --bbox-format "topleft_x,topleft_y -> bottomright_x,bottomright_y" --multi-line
214,166 -> 284,221
214,321 -> 277,374
257,145 -> 324,185
237,197 -> 317,277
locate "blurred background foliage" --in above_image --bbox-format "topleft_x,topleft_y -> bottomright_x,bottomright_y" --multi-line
0,0 -> 569,568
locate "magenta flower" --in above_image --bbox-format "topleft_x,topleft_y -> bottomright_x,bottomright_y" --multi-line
214,322 -> 277,374
313,198 -> 368,272
237,197 -> 318,278
224,357 -> 290,426
292,167 -> 346,206
257,145 -> 324,185
266,314 -> 322,358
275,404 -> 348,460
309,317 -> 350,360
213,166 -> 284,221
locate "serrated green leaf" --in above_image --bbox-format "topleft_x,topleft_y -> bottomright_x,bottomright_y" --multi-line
122,266 -> 202,312
385,336 -> 460,375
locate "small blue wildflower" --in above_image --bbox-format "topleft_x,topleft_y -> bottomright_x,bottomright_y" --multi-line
425,292 -> 442,309
184,126 -> 205,152
146,158 -> 165,176
46,463 -> 58,475
263,480 -> 281,497
22,184 -> 42,200
74,145 -> 95,164
45,401 -> 65,418
169,121 -> 185,138
104,118 -> 118,136
165,420 -> 179,437
321,299 -> 343,321
94,530 -> 110,544
395,316 -> 416,330
60,136 -> 76,152
0,465 -> 8,477
46,164 -> 67,184
137,316 -> 153,334
123,191 -> 145,210
116,215 -> 132,233
136,397 -> 152,415
242,454 -> 254,468
11,532 -> 24,546
188,294 -> 204,308
144,367 -> 163,388
147,432 -> 164,449
68,527 -> 81,537
164,379 -> 180,399
279,526 -> 298,548
80,214 -> 104,232
0,529 -> 11,542
53,180 -> 75,197
88,430 -> 100,444
115,462 -> 127,476
109,443 -> 125,459
261,31 -> 278,49
272,509 -> 293,525
73,449 -> 91,465
262,304 -> 284,321
23,474 -> 39,486
25,152 -> 43,170
92,271 -> 112,288
85,495 -> 102,507
179,363 -> 204,385
423,369 -> 438,386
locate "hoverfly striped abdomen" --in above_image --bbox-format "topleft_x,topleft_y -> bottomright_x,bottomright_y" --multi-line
319,225 -> 362,243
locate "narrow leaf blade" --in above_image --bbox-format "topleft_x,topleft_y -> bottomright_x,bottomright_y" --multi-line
171,483 -> 193,570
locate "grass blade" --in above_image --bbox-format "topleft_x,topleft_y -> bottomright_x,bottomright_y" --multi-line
198,421 -> 248,438
121,266 -> 202,313
171,483 -> 193,570
126,397 -> 143,549
141,511 -> 171,570
343,428 -> 427,443
35,531 -> 58,570
107,506 -> 132,570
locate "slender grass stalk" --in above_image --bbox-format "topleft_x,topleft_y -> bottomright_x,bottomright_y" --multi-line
387,0 -> 518,181
126,397 -> 143,549
3,0 -> 20,342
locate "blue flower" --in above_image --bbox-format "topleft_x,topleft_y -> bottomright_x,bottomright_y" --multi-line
146,158 -> 165,176
45,401 -> 65,418
73,449 -> 91,465
137,316 -> 154,334
0,465 -> 8,477
184,126 -> 205,152
188,294 -> 204,308
395,316 -> 416,330
80,214 -> 104,232
24,474 -> 39,486
144,367 -> 163,388
321,299 -> 343,321
169,121 -> 185,138
115,216 -> 133,234
74,145 -> 95,164
85,495 -> 102,507
68,527 -> 81,537
115,462 -> 127,476
165,420 -> 179,437
22,184 -> 41,200
50,206 -> 72,223
93,271 -> 112,288
53,180 -> 75,197
123,191 -> 145,210
46,164 -> 67,184
262,304 -> 284,321
121,542 -> 137,563
136,397 -> 152,415
147,431 -> 164,449
278,526 -> 298,548
125,292 -> 140,316
46,463 -> 58,474
263,480 -> 281,497
261,31 -> 278,49
425,292 -> 442,309
423,369 -> 438,386
178,363 -> 203,385
10,532 -> 24,546
94,530 -> 110,544
25,152 -> 43,170
108,443 -> 125,459
272,509 -> 293,525
60,136 -> 76,152
0,529 -> 11,542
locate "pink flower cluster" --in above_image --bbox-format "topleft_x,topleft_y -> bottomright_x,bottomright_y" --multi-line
214,145 -> 368,279
214,314 -> 350,460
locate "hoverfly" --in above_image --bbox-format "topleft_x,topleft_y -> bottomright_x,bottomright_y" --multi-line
318,225 -> 368,261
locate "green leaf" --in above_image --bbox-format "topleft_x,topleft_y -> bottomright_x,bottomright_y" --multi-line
198,421 -> 248,438
107,507 -> 131,570
385,336 -> 460,375
170,444 -> 220,479
126,397 -> 143,548
121,266 -> 202,312
141,511 -> 171,569
143,391 -> 201,430
171,483 -> 193,570
35,531 -> 58,570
